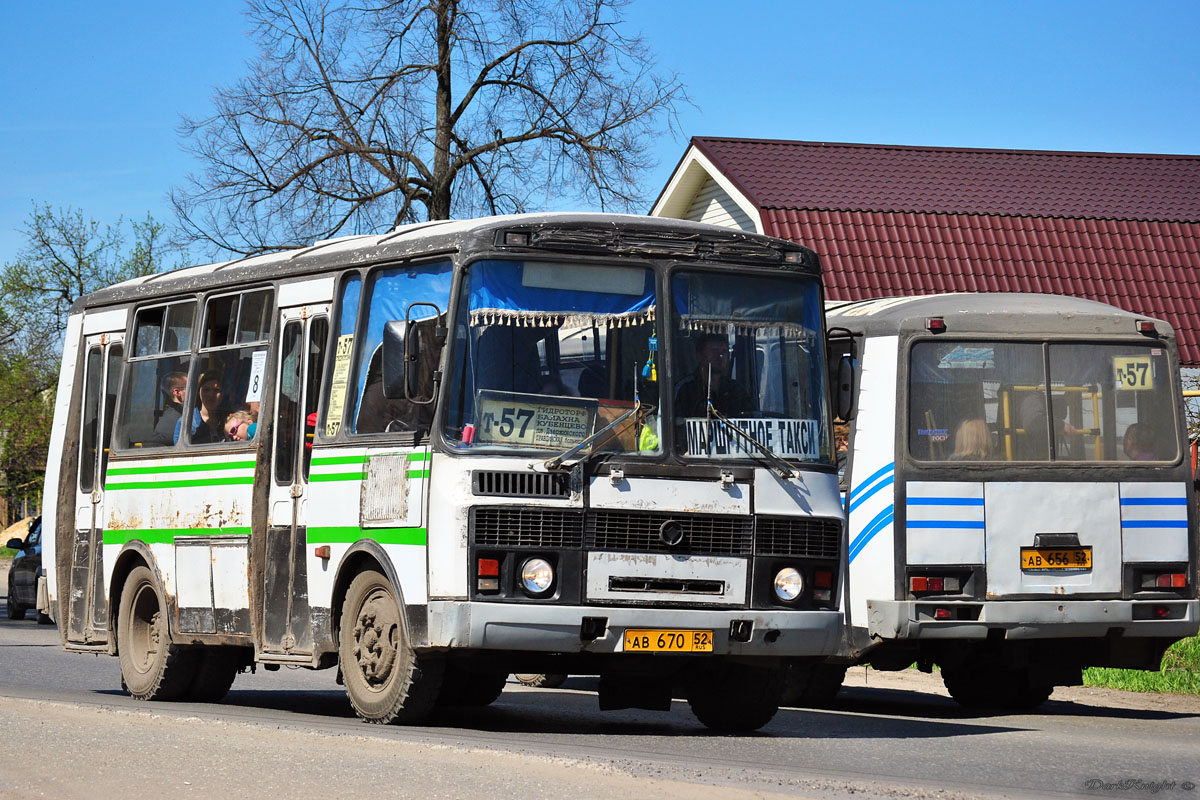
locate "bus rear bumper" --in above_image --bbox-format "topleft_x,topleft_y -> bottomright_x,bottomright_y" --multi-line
866,599 -> 1200,641
426,601 -> 843,657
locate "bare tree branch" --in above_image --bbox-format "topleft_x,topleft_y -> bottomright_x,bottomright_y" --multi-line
172,0 -> 687,255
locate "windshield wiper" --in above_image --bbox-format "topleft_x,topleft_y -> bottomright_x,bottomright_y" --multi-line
705,400 -> 800,479
543,401 -> 649,471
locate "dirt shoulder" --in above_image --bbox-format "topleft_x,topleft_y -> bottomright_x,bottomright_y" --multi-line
843,665 -> 1200,713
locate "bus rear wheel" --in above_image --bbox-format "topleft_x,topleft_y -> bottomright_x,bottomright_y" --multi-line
340,569 -> 442,724
686,662 -> 783,732
185,647 -> 246,703
117,565 -> 198,700
942,664 -> 1053,711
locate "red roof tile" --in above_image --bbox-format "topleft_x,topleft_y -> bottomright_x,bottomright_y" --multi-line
681,137 -> 1200,363
766,208 -> 1200,362
694,137 -> 1200,222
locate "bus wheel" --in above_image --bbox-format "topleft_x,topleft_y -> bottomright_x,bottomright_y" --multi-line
117,565 -> 199,700
686,663 -> 783,732
340,569 -> 442,724
942,665 -> 1052,711
437,664 -> 508,706
514,673 -> 568,689
782,661 -> 847,707
185,647 -> 246,703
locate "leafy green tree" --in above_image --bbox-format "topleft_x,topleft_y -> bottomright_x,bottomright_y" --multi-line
0,205 -> 169,521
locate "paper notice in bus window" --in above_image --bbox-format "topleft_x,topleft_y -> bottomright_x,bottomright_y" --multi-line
937,346 -> 995,370
1113,355 -> 1153,391
474,390 -> 597,449
684,417 -> 821,459
244,350 -> 268,403
325,334 -> 354,436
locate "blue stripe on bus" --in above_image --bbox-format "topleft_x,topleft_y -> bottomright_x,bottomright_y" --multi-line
1121,520 -> 1189,528
905,521 -> 987,529
906,497 -> 985,506
1120,497 -> 1187,506
849,504 -> 894,563
848,462 -> 895,504
849,475 -> 894,514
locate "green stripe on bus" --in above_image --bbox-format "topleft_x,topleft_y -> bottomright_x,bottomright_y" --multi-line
308,526 -> 427,546
107,460 -> 257,476
102,527 -> 253,545
309,468 -> 429,482
310,455 -> 367,466
309,471 -> 365,482
406,451 -> 431,462
105,476 -> 256,491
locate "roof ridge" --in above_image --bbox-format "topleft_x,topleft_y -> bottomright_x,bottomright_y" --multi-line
692,136 -> 1200,161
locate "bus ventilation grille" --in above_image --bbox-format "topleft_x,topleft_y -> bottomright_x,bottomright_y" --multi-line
754,516 -> 841,558
471,507 -> 585,548
472,470 -> 572,499
586,511 -> 754,556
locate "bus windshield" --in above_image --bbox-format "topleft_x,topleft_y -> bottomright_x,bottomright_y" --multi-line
444,259 -> 657,455
910,340 -> 1179,462
670,270 -> 831,464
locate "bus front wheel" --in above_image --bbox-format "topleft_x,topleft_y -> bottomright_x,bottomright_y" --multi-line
686,662 -> 783,732
339,569 -> 443,724
117,565 -> 198,700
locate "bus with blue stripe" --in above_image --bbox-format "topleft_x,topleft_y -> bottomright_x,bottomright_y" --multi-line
819,293 -> 1198,709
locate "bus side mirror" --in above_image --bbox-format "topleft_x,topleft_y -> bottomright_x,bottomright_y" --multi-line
382,320 -> 408,400
837,355 -> 857,421
6,537 -> 23,550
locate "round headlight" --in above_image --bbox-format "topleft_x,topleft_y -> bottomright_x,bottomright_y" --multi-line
773,567 -> 804,602
520,557 -> 554,595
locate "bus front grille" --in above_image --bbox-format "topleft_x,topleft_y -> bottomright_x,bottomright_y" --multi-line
586,511 -> 754,556
471,507 -> 585,548
755,516 -> 841,558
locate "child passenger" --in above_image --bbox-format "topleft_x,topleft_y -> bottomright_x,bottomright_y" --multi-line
225,409 -> 258,442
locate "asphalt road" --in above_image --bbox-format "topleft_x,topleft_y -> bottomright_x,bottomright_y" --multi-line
1,611 -> 1198,800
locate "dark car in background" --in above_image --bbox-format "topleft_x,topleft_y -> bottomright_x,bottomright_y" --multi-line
6,516 -> 48,623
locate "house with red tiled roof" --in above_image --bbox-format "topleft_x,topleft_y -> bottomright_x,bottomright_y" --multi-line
649,137 -> 1200,364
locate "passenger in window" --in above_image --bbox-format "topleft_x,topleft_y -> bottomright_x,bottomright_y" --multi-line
1123,423 -> 1158,461
174,371 -> 228,444
150,371 -> 188,445
674,334 -> 754,417
224,409 -> 257,442
1018,393 -> 1076,459
949,418 -> 992,461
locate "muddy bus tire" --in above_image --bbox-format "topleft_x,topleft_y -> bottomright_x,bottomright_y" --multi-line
340,569 -> 443,724
118,566 -> 199,701
186,647 -> 246,703
686,663 -> 783,732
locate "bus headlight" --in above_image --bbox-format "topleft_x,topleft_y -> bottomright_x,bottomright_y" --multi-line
773,567 -> 804,601
520,557 -> 554,595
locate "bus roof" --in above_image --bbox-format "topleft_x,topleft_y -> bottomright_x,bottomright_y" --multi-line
825,293 -> 1174,339
76,213 -> 816,311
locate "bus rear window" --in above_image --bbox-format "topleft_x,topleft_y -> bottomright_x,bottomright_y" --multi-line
909,341 -> 1177,463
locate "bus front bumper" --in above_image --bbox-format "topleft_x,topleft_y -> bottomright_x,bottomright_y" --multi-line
426,601 -> 843,657
866,598 -> 1200,641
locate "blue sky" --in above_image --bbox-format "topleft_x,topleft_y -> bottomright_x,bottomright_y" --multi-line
2,1 -> 1197,267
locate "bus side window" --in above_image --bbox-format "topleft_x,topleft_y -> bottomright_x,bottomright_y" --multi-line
119,301 -> 195,449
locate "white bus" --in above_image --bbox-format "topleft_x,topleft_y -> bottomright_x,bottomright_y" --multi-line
40,213 -> 847,731
819,294 -> 1199,709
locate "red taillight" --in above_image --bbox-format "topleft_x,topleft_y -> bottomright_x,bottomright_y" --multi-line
927,577 -> 945,592
911,576 -> 928,592
814,570 -> 832,589
478,558 -> 500,577
934,608 -> 952,620
1172,573 -> 1187,588
1154,605 -> 1172,619
926,317 -> 946,333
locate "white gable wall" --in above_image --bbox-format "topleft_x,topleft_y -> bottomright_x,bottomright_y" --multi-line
650,145 -> 763,234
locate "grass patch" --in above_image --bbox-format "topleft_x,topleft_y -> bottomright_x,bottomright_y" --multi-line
1083,636 -> 1200,695
0,547 -> 16,559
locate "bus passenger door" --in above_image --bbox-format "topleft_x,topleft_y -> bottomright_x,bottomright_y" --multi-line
68,333 -> 123,645
262,306 -> 329,657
